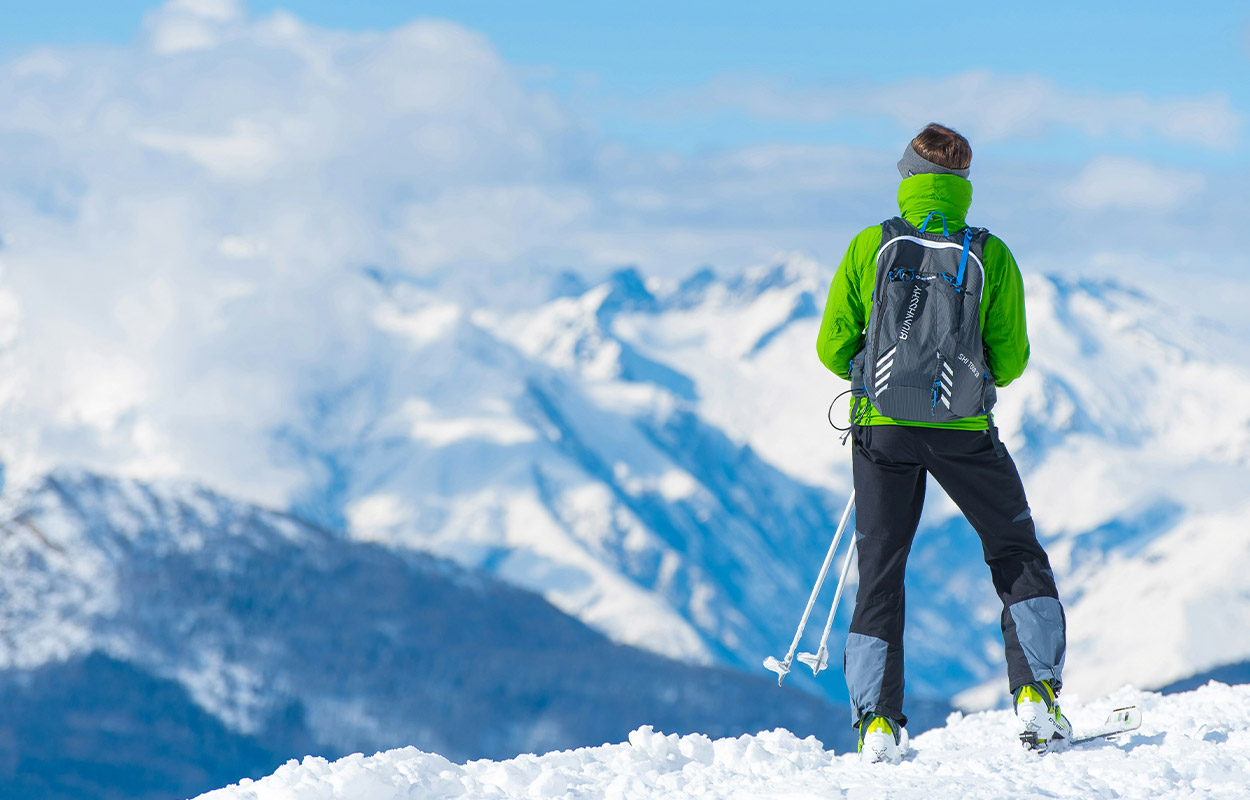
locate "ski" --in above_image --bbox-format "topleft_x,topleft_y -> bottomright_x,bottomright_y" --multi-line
1020,706 -> 1141,751
1070,705 -> 1141,745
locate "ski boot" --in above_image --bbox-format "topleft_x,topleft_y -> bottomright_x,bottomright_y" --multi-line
1015,680 -> 1072,752
857,713 -> 909,764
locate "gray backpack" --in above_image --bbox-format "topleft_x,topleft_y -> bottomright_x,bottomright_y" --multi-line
850,213 -> 996,423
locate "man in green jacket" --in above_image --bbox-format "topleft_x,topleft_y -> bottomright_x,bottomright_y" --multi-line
816,123 -> 1068,763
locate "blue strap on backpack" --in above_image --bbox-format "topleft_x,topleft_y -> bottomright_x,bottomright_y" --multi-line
919,211 -> 949,236
955,227 -> 972,288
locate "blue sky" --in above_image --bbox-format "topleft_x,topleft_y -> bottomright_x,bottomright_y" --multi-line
4,0 -> 1247,164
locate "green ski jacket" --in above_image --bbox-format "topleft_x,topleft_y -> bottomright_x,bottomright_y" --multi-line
815,173 -> 1030,430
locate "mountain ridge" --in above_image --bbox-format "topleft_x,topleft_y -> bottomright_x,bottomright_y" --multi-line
1,468 -> 895,798
340,258 -> 1250,706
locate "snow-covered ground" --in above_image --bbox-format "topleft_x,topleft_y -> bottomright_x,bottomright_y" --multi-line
197,682 -> 1250,799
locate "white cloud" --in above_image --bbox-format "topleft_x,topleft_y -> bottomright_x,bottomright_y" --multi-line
176,0 -> 243,21
135,119 -> 283,180
1061,156 -> 1206,211
217,235 -> 268,260
665,70 -> 1243,150
144,0 -> 245,54
0,287 -> 22,349
0,4 -> 649,506
372,297 -> 463,347
12,50 -> 71,81
54,351 -> 148,432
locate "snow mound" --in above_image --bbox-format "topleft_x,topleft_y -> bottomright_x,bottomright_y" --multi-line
197,683 -> 1250,799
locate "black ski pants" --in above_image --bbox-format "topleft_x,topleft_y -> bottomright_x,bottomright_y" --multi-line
843,423 -> 1065,727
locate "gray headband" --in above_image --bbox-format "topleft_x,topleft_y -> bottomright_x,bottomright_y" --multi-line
897,143 -> 970,179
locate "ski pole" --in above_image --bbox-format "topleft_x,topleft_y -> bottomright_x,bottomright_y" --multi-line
797,528 -> 858,675
763,490 -> 855,685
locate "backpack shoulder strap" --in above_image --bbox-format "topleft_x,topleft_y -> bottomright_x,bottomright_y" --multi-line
880,216 -> 914,238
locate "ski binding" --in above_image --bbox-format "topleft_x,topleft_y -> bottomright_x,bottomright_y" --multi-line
1020,705 -> 1141,752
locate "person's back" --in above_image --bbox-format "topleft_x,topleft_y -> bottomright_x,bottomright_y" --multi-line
815,123 -> 1070,763
816,126 -> 1029,429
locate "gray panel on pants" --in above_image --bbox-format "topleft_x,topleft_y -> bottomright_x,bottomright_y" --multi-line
1008,596 -> 1066,684
844,632 -> 889,722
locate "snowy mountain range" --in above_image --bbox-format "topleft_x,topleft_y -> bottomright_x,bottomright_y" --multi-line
0,257 -> 1247,799
275,257 -> 1250,708
1,246 -> 1248,799
2,469 -> 907,799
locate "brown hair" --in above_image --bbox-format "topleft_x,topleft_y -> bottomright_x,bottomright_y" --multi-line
911,123 -> 972,171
